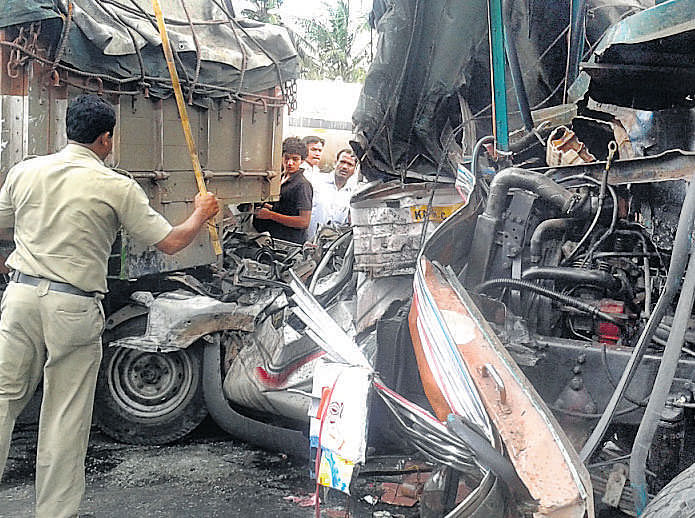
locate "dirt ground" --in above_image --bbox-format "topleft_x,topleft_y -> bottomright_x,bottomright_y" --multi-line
0,418 -> 421,518
0,422 -> 635,518
0,400 -> 629,518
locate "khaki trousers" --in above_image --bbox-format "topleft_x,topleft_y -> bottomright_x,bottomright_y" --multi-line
0,281 -> 104,518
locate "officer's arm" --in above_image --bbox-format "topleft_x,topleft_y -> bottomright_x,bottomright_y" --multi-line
156,193 -> 219,255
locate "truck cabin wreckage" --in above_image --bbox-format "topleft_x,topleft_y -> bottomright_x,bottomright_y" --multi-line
3,0 -> 695,517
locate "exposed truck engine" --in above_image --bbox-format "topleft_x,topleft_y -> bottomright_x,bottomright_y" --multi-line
353,0 -> 695,516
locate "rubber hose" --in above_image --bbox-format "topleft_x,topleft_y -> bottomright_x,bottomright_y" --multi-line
502,0 -> 533,131
566,0 -> 587,87
447,414 -> 533,504
655,324 -> 695,346
484,168 -> 586,220
630,249 -> 695,514
579,171 -> 695,464
202,335 -> 309,459
529,218 -> 576,262
471,135 -> 495,179
521,266 -> 621,291
467,169 -> 588,288
476,278 -> 621,324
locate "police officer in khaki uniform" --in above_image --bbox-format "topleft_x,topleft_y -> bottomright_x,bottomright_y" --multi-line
0,94 -> 219,517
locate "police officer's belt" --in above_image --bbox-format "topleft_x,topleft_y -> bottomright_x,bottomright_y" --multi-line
10,271 -> 97,298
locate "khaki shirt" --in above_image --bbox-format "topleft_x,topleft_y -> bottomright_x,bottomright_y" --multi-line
0,144 -> 172,293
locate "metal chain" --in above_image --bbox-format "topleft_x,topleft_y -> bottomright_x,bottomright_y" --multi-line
7,23 -> 42,78
7,27 -> 27,78
284,78 -> 297,114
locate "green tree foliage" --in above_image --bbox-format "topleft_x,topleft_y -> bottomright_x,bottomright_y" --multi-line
240,0 -> 284,25
298,1 -> 369,82
239,0 -> 370,82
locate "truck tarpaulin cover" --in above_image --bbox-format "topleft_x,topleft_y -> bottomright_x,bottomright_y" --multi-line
352,0 -> 648,182
0,0 -> 299,100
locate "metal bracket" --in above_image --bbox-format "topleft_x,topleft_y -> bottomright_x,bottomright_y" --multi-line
499,190 -> 536,312
601,463 -> 628,508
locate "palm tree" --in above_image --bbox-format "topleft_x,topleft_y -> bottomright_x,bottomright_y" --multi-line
297,0 -> 370,82
238,0 -> 370,82
240,0 -> 284,25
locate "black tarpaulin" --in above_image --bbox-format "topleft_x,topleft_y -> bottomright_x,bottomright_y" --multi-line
0,0 -> 299,100
352,0 -> 649,182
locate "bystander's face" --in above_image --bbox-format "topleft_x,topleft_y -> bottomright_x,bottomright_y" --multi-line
334,152 -> 357,189
283,153 -> 303,175
306,141 -> 323,166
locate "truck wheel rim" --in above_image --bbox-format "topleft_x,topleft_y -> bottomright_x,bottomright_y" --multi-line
108,348 -> 195,419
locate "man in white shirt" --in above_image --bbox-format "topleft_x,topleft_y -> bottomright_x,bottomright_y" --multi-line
300,135 -> 325,183
308,148 -> 359,240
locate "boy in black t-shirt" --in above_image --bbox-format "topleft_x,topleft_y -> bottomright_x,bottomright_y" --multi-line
253,137 -> 313,243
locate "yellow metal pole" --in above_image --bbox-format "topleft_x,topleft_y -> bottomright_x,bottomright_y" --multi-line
151,0 -> 222,256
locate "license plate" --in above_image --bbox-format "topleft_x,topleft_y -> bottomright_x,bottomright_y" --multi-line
410,203 -> 463,223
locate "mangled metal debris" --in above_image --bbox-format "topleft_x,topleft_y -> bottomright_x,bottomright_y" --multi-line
111,288 -> 283,352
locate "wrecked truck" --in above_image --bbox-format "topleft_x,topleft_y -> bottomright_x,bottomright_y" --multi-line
0,0 -> 333,455
0,0 -> 447,472
345,0 -> 695,516
5,0 -> 695,516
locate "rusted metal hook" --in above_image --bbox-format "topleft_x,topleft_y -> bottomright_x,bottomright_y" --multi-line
86,76 -> 104,95
49,69 -> 61,87
6,58 -> 20,79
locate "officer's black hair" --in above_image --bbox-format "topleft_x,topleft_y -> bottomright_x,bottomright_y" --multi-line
66,94 -> 116,144
283,137 -> 308,160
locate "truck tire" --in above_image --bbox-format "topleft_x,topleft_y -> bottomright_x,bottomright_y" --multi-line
641,461 -> 695,517
94,317 -> 208,445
